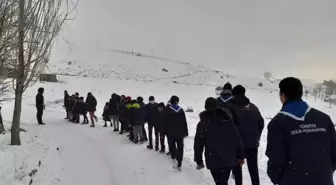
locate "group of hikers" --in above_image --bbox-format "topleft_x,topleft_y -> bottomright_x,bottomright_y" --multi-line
35,77 -> 336,185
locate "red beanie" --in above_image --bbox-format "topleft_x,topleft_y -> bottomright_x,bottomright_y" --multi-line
125,96 -> 132,101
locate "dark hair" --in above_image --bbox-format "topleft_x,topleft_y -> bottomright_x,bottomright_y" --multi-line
170,95 -> 179,104
223,82 -> 232,91
38,87 -> 44,93
232,85 -> 246,95
158,102 -> 165,107
205,97 -> 218,110
279,77 -> 303,101
137,96 -> 144,102
75,92 -> 79,96
79,97 -> 84,100
149,96 -> 155,101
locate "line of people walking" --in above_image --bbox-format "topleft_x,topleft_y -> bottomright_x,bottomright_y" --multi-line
35,77 -> 336,185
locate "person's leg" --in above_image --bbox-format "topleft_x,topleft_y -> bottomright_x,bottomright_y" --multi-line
116,116 -> 120,130
210,168 -> 231,185
232,165 -> 243,185
159,132 -> 165,152
147,125 -> 153,147
142,125 -> 148,141
37,108 -> 43,124
133,126 -> 138,143
245,148 -> 260,185
89,112 -> 95,126
154,127 -> 159,150
138,125 -> 144,141
176,138 -> 184,167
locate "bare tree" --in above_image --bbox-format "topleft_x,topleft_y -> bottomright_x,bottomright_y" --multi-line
11,0 -> 77,145
264,72 -> 272,80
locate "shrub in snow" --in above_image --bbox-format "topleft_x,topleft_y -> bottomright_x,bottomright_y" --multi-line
39,74 -> 58,82
162,68 -> 168,72
186,107 -> 194,112
68,61 -> 72,65
258,82 -> 263,87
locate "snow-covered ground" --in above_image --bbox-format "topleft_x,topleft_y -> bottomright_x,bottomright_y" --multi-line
0,71 -> 334,185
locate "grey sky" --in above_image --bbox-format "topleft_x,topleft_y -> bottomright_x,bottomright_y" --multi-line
53,0 -> 336,80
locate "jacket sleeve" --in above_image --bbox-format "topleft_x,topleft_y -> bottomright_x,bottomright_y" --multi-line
182,110 -> 189,137
194,121 -> 205,164
266,117 -> 286,184
233,124 -> 246,159
327,116 -> 336,171
258,111 -> 265,140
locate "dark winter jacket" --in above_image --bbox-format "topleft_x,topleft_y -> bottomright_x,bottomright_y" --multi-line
138,101 -> 147,122
163,104 -> 188,138
129,103 -> 145,126
108,97 -> 119,116
73,99 -> 82,113
68,98 -> 75,111
231,95 -> 264,148
194,108 -> 245,169
217,91 -> 240,126
86,95 -> 97,112
36,93 -> 44,109
64,93 -> 69,108
266,100 -> 336,185
145,102 -> 159,125
103,104 -> 110,121
156,110 -> 165,133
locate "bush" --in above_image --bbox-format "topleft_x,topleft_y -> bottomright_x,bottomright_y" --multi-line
258,82 -> 263,87
186,107 -> 194,113
162,68 -> 168,72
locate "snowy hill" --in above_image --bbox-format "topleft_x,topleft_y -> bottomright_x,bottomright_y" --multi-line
0,55 -> 333,185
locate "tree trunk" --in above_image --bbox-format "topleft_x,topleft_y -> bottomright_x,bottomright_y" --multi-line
11,0 -> 25,145
11,89 -> 23,145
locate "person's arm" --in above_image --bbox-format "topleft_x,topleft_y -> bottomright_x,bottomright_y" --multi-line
194,121 -> 205,165
327,116 -> 336,171
182,111 -> 189,137
266,117 -> 286,184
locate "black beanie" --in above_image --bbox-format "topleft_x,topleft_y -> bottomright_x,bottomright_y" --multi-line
137,96 -> 144,102
149,96 -> 155,101
232,85 -> 246,95
205,97 -> 218,110
223,82 -> 232,91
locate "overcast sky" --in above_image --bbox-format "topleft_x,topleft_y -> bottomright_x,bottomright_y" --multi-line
53,0 -> 336,80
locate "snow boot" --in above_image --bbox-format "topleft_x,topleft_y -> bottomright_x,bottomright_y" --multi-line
90,124 -> 95,128
103,124 -> 107,127
147,145 -> 153,150
166,152 -> 171,156
155,147 -> 159,151
177,166 -> 182,172
172,159 -> 178,169
159,149 -> 165,154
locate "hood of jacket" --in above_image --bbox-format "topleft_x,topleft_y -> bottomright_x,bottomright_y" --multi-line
219,90 -> 233,103
231,95 -> 250,107
169,104 -> 181,112
279,100 -> 311,121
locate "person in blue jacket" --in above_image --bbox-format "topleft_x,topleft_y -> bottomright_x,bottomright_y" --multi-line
266,77 -> 336,185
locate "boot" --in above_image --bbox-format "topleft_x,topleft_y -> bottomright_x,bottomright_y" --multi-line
159,149 -> 165,154
155,146 -> 159,151
147,145 -> 153,149
103,124 -> 107,127
90,124 -> 95,127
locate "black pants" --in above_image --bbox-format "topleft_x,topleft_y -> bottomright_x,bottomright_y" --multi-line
168,137 -> 184,167
36,107 -> 44,124
142,125 -> 147,140
159,132 -> 166,151
232,148 -> 260,185
210,168 -> 232,185
148,124 -> 159,148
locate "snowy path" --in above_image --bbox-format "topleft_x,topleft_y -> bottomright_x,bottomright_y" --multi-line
34,119 -> 212,185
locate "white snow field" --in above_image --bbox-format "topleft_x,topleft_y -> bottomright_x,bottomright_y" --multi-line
0,60 -> 335,185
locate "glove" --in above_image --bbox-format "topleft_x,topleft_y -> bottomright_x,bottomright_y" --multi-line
196,162 -> 205,170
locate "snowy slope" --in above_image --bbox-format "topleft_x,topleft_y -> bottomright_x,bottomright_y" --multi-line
0,73 -> 335,185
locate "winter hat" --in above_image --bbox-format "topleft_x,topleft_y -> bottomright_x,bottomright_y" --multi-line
170,95 -> 179,104
223,82 -> 232,91
279,77 -> 303,101
79,97 -> 84,100
125,96 -> 132,101
232,85 -> 246,96
75,92 -> 79,97
38,87 -> 44,94
205,97 -> 218,110
137,96 -> 144,102
149,96 -> 155,101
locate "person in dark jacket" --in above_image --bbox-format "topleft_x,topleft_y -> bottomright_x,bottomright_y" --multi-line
137,96 -> 148,141
36,87 -> 45,125
86,92 -> 98,127
109,93 -> 120,131
164,95 -> 188,171
231,85 -> 264,185
78,97 -> 88,124
67,95 -> 75,122
146,96 -> 160,150
194,97 -> 246,185
129,100 -> 145,144
103,102 -> 111,127
73,96 -> 81,123
266,77 -> 336,185
0,107 -> 5,134
157,102 -> 166,153
118,96 -> 127,134
64,90 -> 70,119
